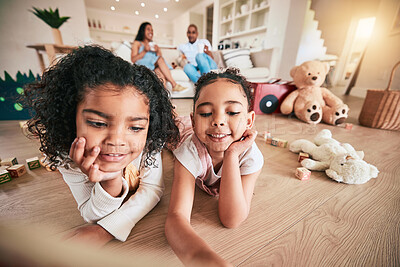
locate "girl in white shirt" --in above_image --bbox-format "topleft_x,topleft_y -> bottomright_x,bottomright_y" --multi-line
165,68 -> 264,266
23,45 -> 180,246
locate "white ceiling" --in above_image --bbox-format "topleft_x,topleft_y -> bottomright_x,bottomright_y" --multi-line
84,0 -> 203,21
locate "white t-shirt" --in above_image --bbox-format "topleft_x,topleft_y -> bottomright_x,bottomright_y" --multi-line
173,134 -> 264,194
58,152 -> 164,242
178,39 -> 213,67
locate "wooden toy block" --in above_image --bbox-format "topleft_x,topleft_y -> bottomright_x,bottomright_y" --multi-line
295,167 -> 311,181
266,136 -> 273,144
271,137 -> 279,146
277,139 -> 288,148
1,157 -> 18,167
0,170 -> 12,184
345,123 -> 353,130
263,131 -> 271,140
298,152 -> 310,162
262,131 -> 273,144
26,157 -> 41,170
6,164 -> 27,178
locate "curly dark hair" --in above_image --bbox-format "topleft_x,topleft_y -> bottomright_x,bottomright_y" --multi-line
135,22 -> 151,42
23,45 -> 179,169
193,68 -> 253,111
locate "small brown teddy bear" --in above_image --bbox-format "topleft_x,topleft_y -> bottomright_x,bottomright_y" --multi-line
280,61 -> 349,125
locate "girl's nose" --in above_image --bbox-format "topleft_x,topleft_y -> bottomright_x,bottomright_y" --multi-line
105,129 -> 126,147
212,115 -> 225,127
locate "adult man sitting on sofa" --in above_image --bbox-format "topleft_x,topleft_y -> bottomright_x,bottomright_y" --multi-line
178,24 -> 218,83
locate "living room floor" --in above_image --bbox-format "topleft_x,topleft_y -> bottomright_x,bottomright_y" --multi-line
0,89 -> 399,266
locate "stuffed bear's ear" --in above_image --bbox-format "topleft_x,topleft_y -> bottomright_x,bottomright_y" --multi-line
356,151 -> 365,159
369,164 -> 379,178
290,66 -> 298,78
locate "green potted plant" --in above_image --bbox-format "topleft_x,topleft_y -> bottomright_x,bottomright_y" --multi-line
30,7 -> 71,45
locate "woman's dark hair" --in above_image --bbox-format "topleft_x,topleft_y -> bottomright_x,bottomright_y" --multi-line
23,45 -> 179,169
193,68 -> 253,111
135,22 -> 151,42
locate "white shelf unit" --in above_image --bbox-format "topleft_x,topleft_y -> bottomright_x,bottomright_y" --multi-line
219,0 -> 269,41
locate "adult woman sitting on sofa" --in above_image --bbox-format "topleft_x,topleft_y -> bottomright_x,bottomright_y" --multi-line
131,22 -> 186,92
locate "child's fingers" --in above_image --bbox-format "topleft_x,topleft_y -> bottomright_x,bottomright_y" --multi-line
239,129 -> 257,143
245,129 -> 258,142
88,164 -> 102,183
69,138 -> 78,159
81,146 -> 100,172
70,137 -> 86,164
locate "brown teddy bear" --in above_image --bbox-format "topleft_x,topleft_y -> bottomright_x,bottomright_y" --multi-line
280,61 -> 349,125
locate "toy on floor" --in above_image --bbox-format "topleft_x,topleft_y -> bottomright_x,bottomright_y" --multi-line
289,129 -> 378,184
0,170 -> 12,184
1,157 -> 18,167
280,61 -> 349,125
7,164 -> 27,178
345,123 -> 353,130
262,131 -> 288,148
26,157 -> 41,170
298,152 -> 310,162
295,167 -> 311,181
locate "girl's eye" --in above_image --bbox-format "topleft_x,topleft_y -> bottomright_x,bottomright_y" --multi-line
199,113 -> 212,117
129,126 -> 145,132
86,120 -> 107,128
227,111 -> 240,116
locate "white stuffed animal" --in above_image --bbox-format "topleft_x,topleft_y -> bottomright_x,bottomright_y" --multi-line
290,129 -> 379,184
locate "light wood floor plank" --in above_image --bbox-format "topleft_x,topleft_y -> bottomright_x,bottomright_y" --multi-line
1,91 -> 399,266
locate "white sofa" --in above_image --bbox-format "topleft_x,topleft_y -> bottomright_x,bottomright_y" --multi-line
113,41 -> 274,98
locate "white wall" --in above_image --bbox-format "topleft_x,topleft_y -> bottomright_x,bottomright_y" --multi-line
264,0 -> 308,80
0,0 -> 90,77
352,0 -> 400,97
86,8 -> 173,46
173,0 -> 213,47
173,12 -> 191,46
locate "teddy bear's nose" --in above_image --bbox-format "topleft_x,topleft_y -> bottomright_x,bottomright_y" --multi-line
312,76 -> 318,80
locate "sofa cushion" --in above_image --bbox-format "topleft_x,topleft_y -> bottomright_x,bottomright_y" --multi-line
171,68 -> 190,82
240,67 -> 270,79
114,41 -> 132,62
221,48 -> 254,69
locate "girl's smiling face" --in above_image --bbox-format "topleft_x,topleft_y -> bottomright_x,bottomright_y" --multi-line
144,24 -> 153,41
192,79 -> 255,155
75,84 -> 150,173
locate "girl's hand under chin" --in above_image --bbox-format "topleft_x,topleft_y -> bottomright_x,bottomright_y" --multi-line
69,137 -> 122,183
225,129 -> 257,157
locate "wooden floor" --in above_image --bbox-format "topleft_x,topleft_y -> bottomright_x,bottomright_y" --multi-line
0,91 -> 399,266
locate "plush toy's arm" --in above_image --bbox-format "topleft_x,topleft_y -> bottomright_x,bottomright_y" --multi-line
321,88 -> 343,107
340,143 -> 364,160
280,90 -> 299,114
289,139 -> 316,154
301,159 -> 330,171
326,169 -> 343,182
369,164 -> 379,178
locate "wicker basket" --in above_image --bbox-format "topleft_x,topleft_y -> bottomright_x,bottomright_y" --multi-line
358,61 -> 400,131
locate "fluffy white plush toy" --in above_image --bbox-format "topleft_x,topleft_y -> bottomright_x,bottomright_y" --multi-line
290,129 -> 379,184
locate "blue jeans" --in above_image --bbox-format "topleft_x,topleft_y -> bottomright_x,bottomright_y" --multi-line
183,53 -> 218,83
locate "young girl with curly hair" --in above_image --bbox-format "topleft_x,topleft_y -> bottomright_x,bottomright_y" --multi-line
165,68 -> 264,266
23,45 -> 180,246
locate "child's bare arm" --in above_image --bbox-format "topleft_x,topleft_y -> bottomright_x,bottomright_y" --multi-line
165,160 -> 231,266
219,129 -> 260,228
131,41 -> 148,63
63,224 -> 114,248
